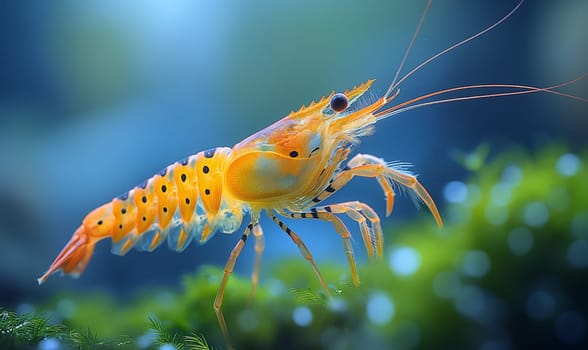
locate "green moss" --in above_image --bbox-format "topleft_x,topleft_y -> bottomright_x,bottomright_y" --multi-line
3,145 -> 587,349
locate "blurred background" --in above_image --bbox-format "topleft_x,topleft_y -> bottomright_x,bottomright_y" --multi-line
0,0 -> 586,348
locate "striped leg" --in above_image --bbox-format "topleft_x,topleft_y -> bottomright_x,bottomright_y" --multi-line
310,157 -> 395,216
310,153 -> 442,227
247,224 -> 265,304
270,213 -> 331,297
318,202 -> 384,260
214,223 -> 254,350
282,209 -> 360,286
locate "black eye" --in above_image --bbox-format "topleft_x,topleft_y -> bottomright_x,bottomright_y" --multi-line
330,93 -> 348,112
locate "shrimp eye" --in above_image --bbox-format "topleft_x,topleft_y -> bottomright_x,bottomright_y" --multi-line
330,93 -> 348,112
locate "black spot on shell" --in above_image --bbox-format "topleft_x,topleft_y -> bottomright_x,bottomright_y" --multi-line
142,196 -> 147,203
204,148 -> 215,158
161,185 -> 167,193
181,173 -> 187,182
97,220 -> 103,225
163,207 -> 168,213
185,198 -> 190,205
119,224 -> 123,229
289,150 -> 299,158
142,216 -> 146,221
203,165 -> 209,174
121,208 -> 127,214
205,189 -> 211,195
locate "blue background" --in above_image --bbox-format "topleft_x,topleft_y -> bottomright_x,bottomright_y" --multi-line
0,0 -> 586,305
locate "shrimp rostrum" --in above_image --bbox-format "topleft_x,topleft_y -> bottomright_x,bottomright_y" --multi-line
38,0 -> 586,348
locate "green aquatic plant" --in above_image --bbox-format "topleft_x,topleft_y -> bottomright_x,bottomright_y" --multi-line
149,317 -> 185,349
0,308 -> 135,349
3,144 -> 587,349
0,308 -> 65,348
184,333 -> 214,350
147,316 -> 214,350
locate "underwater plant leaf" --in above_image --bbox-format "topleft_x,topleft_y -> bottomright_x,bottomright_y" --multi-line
0,309 -> 66,348
289,288 -> 326,305
69,328 -> 119,350
149,316 -> 185,349
184,332 -> 214,350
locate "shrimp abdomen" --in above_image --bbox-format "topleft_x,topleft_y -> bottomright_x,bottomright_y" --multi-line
39,147 -> 245,283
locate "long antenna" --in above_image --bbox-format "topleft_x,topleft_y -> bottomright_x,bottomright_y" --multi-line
387,0 -> 525,97
375,74 -> 588,120
387,0 -> 433,99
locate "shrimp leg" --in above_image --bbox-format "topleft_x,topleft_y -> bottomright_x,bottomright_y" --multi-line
270,213 -> 331,297
312,202 -> 384,261
214,223 -> 255,350
247,224 -> 265,304
281,209 -> 360,286
310,153 -> 443,228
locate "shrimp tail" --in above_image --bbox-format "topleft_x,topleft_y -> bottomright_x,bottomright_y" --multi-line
38,203 -> 114,285
37,225 -> 95,284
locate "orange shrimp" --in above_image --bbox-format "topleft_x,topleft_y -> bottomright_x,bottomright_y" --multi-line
38,0 -> 586,348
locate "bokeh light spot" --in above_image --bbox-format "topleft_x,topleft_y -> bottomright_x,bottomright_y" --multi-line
57,298 -> 76,319
155,291 -> 176,310
159,344 -> 177,350
16,303 -> 34,315
526,290 -> 556,320
238,309 -> 260,331
39,337 -> 61,350
523,202 -> 549,227
367,292 -> 395,325
502,164 -> 523,184
555,311 -> 587,345
446,205 -> 472,224
466,184 -> 482,205
567,239 -> 588,269
433,271 -> 461,299
462,250 -> 491,277
444,181 -> 468,203
570,212 -> 588,238
389,247 -> 421,276
491,182 -> 513,206
547,187 -> 570,211
327,297 -> 347,312
268,279 -> 286,296
292,306 -> 313,327
137,331 -> 157,349
556,153 -> 580,176
485,205 -> 509,225
454,285 -> 486,319
507,228 -> 534,255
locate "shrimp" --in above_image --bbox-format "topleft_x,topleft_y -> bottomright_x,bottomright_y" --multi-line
38,0 -> 586,348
